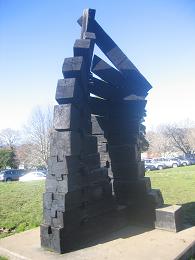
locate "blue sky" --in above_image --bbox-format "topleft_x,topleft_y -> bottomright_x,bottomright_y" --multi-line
0,0 -> 195,131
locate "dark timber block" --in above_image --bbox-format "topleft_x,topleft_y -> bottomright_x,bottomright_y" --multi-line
62,56 -> 88,94
73,39 -> 94,72
56,173 -> 90,193
108,144 -> 139,163
82,135 -> 97,155
147,189 -> 164,208
46,173 -> 87,194
92,55 -> 126,89
90,96 -> 146,118
113,177 -> 151,203
62,56 -> 85,78
55,78 -> 84,107
78,16 -> 152,96
102,118 -> 140,135
111,161 -> 145,180
51,190 -> 88,212
40,224 -> 52,249
80,117 -> 92,134
89,182 -> 113,201
49,182 -> 112,214
52,208 -> 88,229
43,208 -> 52,225
106,132 -> 139,146
91,56 -> 150,98
89,77 -> 120,100
82,153 -> 101,170
50,226 -> 66,253
48,155 -> 83,175
50,131 -> 82,157
155,205 -> 183,232
107,100 -> 146,118
88,167 -> 109,183
91,115 -> 104,135
53,104 -> 80,131
43,192 -> 53,209
89,97 -> 107,116
74,39 -> 91,55
45,204 -> 140,253
43,171 -> 88,194
86,197 -> 116,218
45,177 -> 58,193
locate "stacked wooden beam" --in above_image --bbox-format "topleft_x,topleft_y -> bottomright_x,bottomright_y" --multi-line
40,9 -> 115,253
41,8 -> 164,254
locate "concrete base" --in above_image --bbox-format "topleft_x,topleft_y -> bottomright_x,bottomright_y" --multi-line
0,225 -> 195,260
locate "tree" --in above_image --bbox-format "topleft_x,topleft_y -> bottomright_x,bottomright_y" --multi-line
162,122 -> 195,155
0,128 -> 20,149
146,120 -> 195,157
0,148 -> 18,169
0,128 -> 20,168
23,106 -> 53,168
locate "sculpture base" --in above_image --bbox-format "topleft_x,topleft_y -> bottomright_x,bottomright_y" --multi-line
41,202 -> 158,253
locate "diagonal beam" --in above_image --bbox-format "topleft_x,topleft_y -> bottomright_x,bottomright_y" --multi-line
92,55 -> 149,97
89,77 -> 121,100
78,14 -> 152,94
92,55 -> 126,89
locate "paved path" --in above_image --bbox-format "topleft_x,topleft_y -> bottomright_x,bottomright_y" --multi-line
0,225 -> 195,260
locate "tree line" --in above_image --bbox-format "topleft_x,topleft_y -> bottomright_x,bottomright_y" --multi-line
146,120 -> 195,158
0,106 -> 52,170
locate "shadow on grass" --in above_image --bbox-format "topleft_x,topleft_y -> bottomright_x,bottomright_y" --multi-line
182,202 -> 195,226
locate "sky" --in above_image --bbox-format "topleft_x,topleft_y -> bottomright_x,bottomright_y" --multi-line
0,0 -> 195,131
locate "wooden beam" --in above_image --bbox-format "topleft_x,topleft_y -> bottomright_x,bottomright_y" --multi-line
78,16 -> 152,95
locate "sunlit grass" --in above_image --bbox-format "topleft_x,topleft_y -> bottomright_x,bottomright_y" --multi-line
0,166 -> 195,239
146,165 -> 195,224
0,180 -> 45,238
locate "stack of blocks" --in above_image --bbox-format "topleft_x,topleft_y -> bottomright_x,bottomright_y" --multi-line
41,8 -> 164,253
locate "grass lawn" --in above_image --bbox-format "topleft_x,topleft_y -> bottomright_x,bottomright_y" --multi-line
0,166 -> 195,239
146,165 -> 195,225
0,180 -> 45,238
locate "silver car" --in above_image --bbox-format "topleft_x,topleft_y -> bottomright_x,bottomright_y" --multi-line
153,158 -> 179,168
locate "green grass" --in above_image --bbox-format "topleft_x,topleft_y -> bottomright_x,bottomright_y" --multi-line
0,166 -> 195,239
0,256 -> 9,260
146,165 -> 195,225
0,180 -> 45,238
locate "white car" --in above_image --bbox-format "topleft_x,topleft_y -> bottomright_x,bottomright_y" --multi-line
19,171 -> 46,181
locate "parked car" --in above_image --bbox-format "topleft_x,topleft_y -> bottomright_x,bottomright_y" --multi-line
144,159 -> 165,171
153,158 -> 179,168
184,155 -> 195,165
19,171 -> 46,181
0,169 -> 26,182
144,162 -> 156,171
173,157 -> 190,166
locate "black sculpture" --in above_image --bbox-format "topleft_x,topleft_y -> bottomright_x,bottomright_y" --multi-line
40,9 -> 164,253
